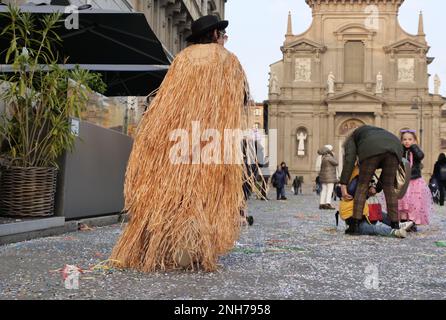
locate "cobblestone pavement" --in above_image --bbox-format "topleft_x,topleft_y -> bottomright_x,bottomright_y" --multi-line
1,190 -> 445,300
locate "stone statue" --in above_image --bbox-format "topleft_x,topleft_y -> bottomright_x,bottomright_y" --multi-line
434,74 -> 441,95
376,72 -> 383,94
296,131 -> 307,156
269,72 -> 280,95
327,72 -> 335,94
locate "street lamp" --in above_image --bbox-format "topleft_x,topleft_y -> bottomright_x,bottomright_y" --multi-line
411,96 -> 423,147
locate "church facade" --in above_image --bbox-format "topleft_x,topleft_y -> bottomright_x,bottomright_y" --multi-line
267,0 -> 446,183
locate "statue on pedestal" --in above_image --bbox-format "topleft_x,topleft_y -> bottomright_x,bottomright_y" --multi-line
296,131 -> 307,156
376,72 -> 383,94
434,74 -> 441,95
269,72 -> 280,95
327,72 -> 335,94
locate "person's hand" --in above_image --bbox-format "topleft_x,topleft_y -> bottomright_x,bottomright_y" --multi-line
341,185 -> 353,200
368,187 -> 377,196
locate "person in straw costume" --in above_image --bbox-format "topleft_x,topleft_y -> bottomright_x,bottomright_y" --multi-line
110,15 -> 256,272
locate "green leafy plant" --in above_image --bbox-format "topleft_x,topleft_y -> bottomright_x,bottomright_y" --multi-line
0,5 -> 106,168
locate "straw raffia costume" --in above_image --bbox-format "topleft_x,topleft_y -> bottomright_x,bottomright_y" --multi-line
110,42 -> 249,272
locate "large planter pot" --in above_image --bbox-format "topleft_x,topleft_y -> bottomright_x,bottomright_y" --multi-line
0,166 -> 58,217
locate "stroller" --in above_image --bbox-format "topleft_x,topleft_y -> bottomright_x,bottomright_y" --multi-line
429,176 -> 441,204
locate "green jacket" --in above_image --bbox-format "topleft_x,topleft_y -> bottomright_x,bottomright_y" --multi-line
340,126 -> 403,185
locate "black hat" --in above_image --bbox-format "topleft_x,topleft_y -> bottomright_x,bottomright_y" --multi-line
186,15 -> 228,42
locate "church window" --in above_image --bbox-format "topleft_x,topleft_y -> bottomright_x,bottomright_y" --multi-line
344,41 -> 365,83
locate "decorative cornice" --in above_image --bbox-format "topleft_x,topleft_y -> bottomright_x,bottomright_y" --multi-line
334,23 -> 377,37
383,39 -> 430,55
324,90 -> 384,104
305,0 -> 404,10
281,39 -> 327,57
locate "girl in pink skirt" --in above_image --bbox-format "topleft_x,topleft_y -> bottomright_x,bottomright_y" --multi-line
398,130 -> 432,230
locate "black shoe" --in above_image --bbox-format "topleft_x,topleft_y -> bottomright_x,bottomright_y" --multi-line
390,221 -> 400,230
345,219 -> 361,235
281,197 -> 287,200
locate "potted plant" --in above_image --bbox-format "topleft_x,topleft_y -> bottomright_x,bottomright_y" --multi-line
0,5 -> 105,217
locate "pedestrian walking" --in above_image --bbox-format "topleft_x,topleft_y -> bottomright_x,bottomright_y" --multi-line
272,166 -> 287,200
280,162 -> 291,185
315,176 -> 322,195
292,176 -> 301,195
433,153 -> 446,206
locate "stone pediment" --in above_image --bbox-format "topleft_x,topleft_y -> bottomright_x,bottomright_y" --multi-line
384,39 -> 429,54
282,39 -> 327,54
325,90 -> 384,104
334,23 -> 376,37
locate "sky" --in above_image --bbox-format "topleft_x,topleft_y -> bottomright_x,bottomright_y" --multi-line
225,0 -> 446,102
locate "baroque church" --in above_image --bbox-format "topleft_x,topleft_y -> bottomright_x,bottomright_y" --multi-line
267,0 -> 446,183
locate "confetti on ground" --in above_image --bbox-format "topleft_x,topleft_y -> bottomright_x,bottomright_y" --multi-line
1,192 -> 445,299
435,241 -> 446,247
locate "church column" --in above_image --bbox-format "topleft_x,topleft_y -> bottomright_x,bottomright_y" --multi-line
364,39 -> 373,91
268,104 -> 279,170
284,112 -> 292,166
424,114 -> 433,175
328,111 -> 336,146
312,111 -> 321,176
336,40 -> 344,84
388,54 -> 396,95
284,50 -> 294,85
374,112 -> 383,127
432,113 -> 441,174
277,112 -> 285,167
382,112 -> 389,131
387,112 -> 396,133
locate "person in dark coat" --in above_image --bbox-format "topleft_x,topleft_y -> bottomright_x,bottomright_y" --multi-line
433,153 -> 446,206
272,166 -> 287,200
315,176 -> 322,195
280,162 -> 291,185
292,176 -> 302,195
340,125 -> 403,235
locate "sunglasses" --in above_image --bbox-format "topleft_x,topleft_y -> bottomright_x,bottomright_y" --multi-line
401,129 -> 416,133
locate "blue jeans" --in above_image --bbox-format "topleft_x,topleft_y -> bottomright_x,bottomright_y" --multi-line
276,186 -> 286,199
358,212 -> 394,237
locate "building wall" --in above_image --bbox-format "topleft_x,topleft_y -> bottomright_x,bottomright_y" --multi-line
3,0 -> 227,56
242,102 -> 264,131
267,0 -> 446,183
128,0 -> 226,55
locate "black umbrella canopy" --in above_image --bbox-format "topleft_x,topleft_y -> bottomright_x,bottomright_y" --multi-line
88,64 -> 168,97
0,4 -> 171,96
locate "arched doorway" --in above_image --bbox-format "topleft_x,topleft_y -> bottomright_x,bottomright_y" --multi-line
336,119 -> 366,174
